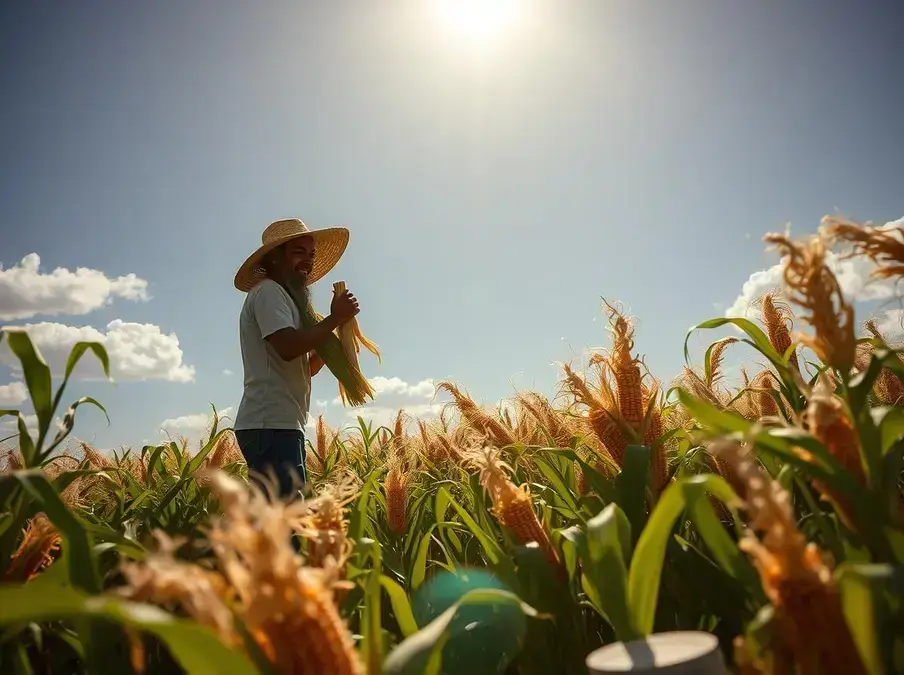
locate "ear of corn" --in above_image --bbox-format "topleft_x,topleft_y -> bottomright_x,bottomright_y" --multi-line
332,280 -> 382,406
283,276 -> 375,407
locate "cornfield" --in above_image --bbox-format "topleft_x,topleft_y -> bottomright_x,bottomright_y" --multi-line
1,216 -> 902,675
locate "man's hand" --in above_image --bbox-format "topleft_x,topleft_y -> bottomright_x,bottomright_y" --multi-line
330,289 -> 360,324
309,352 -> 325,376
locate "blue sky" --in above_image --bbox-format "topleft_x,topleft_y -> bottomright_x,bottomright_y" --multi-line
1,0 -> 902,450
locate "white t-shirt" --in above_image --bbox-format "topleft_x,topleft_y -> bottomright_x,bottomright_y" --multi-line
234,279 -> 311,431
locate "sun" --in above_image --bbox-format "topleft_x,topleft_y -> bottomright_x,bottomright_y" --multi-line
433,0 -> 520,42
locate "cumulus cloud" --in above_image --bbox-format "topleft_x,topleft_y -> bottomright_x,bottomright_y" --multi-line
350,402 -> 446,429
873,309 -> 904,340
0,320 -> 195,382
160,406 -> 235,447
320,375 -> 449,429
725,219 -> 902,319
222,369 -> 234,376
0,381 -> 28,406
0,253 -> 149,321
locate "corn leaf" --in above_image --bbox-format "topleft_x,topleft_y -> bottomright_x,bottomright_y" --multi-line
380,575 -> 419,638
616,445 -> 650,545
576,503 -> 638,641
627,474 -> 742,636
1,329 -> 53,462
0,584 -> 257,675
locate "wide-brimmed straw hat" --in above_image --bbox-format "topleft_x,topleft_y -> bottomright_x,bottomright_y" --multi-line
234,218 -> 349,292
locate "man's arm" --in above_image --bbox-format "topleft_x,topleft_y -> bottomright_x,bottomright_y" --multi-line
266,317 -> 340,363
252,282 -> 341,363
309,352 -> 325,375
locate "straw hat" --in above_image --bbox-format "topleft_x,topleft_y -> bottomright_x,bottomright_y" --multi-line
234,218 -> 349,292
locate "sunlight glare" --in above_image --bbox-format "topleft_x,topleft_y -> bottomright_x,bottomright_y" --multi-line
433,0 -> 520,42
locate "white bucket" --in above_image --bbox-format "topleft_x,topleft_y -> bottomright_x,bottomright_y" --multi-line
586,631 -> 727,675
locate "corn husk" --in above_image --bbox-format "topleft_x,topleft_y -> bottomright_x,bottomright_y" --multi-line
283,277 -> 376,407
332,281 -> 382,406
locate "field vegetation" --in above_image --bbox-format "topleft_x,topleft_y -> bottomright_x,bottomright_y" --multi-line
0,216 -> 902,675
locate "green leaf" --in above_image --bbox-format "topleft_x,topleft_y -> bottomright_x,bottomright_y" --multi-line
684,317 -> 792,383
43,396 -> 110,460
412,524 -> 439,590
627,474 -> 744,635
0,410 -> 36,466
616,445 -> 650,544
836,563 -> 899,675
349,470 -> 380,544
380,575 -> 419,638
439,487 -> 504,566
847,347 -> 904,418
0,584 -> 258,675
361,540 -> 383,675
52,342 -> 111,418
2,329 -> 53,458
871,405 -> 904,456
383,588 -> 545,675
578,503 -> 638,641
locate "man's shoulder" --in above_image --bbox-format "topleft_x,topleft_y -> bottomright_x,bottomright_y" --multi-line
247,278 -> 281,296
246,278 -> 292,304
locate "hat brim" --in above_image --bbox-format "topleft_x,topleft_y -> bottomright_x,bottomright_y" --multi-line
233,227 -> 350,292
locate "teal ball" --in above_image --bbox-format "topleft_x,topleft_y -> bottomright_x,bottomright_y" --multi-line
412,568 -> 527,675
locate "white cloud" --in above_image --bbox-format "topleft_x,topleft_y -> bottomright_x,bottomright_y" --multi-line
222,369 -> 234,376
159,406 -> 235,447
726,249 -> 899,319
0,321 -> 195,382
368,376 -> 436,398
874,309 -> 904,340
349,402 -> 445,428
0,381 -> 28,406
332,376 -> 437,406
320,375 -> 449,429
0,253 -> 149,321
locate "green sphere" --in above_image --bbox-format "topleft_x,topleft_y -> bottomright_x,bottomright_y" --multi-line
412,568 -> 527,675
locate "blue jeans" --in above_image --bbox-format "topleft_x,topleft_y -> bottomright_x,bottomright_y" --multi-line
234,428 -> 307,499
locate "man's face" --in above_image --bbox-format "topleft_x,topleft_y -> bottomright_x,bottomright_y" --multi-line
282,236 -> 315,278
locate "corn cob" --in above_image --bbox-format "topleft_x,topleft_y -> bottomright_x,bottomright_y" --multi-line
751,370 -> 780,419
713,440 -> 868,675
384,463 -> 409,534
707,336 -> 738,386
3,514 -> 61,582
761,292 -> 800,371
604,300 -> 645,430
283,276 -> 375,407
645,404 -> 668,493
805,374 -> 866,529
464,446 -> 560,567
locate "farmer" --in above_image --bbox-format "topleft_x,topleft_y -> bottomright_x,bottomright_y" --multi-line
232,218 -> 359,498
